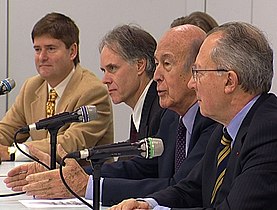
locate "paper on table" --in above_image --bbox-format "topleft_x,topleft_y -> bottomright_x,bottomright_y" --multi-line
19,198 -> 93,208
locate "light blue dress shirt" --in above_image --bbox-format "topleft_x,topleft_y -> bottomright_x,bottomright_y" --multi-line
142,95 -> 260,210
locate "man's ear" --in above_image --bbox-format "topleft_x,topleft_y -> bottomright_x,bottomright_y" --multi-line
70,43 -> 78,61
224,70 -> 239,94
136,59 -> 147,76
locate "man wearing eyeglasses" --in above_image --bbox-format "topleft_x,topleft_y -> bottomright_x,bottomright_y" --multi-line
110,22 -> 277,209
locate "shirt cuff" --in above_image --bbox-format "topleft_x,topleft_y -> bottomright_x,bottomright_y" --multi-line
140,198 -> 159,209
14,144 -> 32,161
137,198 -> 170,210
85,175 -> 104,201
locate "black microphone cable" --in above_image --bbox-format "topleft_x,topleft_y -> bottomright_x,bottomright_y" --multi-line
0,132 -> 26,199
0,191 -> 25,197
13,129 -> 51,170
59,156 -> 93,209
0,130 -> 52,198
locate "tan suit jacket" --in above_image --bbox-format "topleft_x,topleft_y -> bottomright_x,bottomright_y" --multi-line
0,64 -> 113,155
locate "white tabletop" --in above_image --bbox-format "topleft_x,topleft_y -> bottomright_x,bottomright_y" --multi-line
0,161 -> 102,209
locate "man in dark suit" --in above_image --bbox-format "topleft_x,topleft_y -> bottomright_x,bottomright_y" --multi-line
99,25 -> 165,144
5,25 -> 218,206
111,22 -> 277,210
99,24 -> 217,206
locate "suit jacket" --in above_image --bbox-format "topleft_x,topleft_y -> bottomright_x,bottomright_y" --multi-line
85,81 -> 165,164
136,82 -> 165,141
0,64 -> 113,154
100,108 -> 218,206
150,93 -> 277,210
129,81 -> 165,143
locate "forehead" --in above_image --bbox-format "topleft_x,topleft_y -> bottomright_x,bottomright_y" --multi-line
33,35 -> 63,46
101,46 -> 124,61
155,31 -> 187,58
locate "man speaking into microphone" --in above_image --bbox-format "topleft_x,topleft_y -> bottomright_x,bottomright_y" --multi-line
0,12 -> 113,161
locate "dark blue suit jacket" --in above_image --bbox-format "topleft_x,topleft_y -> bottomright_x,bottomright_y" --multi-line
150,93 -> 277,210
100,108 -> 218,206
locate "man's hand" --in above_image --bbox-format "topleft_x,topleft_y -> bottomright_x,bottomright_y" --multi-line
0,144 -> 10,160
20,144 -> 89,199
4,145 -> 50,191
109,198 -> 151,210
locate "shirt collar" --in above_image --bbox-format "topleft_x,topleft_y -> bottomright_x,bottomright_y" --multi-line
226,94 -> 260,142
181,102 -> 199,135
132,80 -> 153,131
47,67 -> 75,98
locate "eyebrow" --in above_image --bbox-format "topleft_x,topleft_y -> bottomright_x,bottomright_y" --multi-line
33,44 -> 58,48
155,53 -> 174,61
105,63 -> 117,68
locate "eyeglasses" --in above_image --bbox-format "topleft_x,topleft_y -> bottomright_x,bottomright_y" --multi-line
191,68 -> 229,81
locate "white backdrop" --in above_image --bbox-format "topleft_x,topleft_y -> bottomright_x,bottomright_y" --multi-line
1,0 -> 276,142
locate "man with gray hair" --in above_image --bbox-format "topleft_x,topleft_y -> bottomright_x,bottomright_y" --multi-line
99,24 -> 165,144
111,21 -> 277,210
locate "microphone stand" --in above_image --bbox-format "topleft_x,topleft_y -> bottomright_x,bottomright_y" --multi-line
48,126 -> 62,170
89,159 -> 106,210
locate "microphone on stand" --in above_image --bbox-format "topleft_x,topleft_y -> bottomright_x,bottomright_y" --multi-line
66,137 -> 164,160
18,105 -> 98,133
0,78 -> 16,95
63,138 -> 163,210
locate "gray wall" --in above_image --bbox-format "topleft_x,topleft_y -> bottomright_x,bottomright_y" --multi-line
1,0 -> 277,142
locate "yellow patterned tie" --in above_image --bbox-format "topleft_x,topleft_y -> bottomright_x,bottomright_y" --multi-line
210,129 -> 232,204
46,89 -> 58,118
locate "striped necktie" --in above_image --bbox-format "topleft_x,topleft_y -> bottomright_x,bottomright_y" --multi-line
46,88 -> 58,118
175,118 -> 186,172
211,129 -> 232,204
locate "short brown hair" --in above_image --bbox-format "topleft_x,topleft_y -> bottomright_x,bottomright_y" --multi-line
31,12 -> 80,66
170,11 -> 218,33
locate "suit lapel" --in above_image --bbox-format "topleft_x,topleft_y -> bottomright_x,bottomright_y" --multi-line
215,93 -> 270,205
31,81 -> 48,120
138,82 -> 157,139
56,65 -> 82,113
30,80 -> 48,138
188,109 -> 201,154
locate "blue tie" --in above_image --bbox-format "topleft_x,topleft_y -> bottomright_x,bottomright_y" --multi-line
175,118 -> 186,172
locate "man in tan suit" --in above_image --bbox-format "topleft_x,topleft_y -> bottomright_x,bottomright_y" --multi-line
0,12 -> 113,160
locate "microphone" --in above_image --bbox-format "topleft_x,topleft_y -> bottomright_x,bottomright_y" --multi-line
66,137 -> 164,160
18,105 -> 98,133
0,78 -> 16,95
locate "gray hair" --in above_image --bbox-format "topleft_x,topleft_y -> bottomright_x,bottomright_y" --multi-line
208,22 -> 273,94
99,24 -> 157,78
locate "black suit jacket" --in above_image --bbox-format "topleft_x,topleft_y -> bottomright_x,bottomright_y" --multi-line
101,108 -> 218,206
150,93 -> 277,210
129,81 -> 165,143
84,82 -> 165,170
